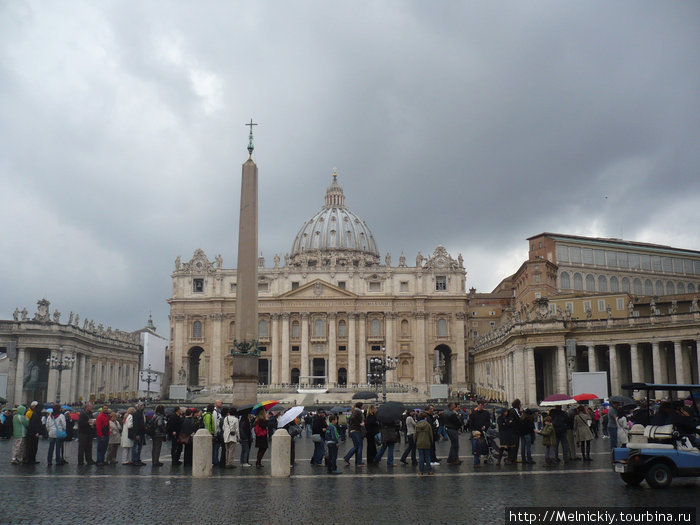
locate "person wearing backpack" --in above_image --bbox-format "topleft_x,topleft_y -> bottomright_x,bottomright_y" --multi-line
222,407 -> 239,469
325,414 -> 342,474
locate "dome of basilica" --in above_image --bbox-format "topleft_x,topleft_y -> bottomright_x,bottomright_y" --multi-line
289,171 -> 380,267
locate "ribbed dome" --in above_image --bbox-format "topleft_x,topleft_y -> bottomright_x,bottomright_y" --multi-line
289,171 -> 380,267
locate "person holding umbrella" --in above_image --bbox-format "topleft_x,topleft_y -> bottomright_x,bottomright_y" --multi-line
278,407 -> 303,467
253,409 -> 269,468
374,402 -> 404,466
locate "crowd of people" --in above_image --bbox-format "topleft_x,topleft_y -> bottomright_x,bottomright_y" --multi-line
2,395 -> 695,474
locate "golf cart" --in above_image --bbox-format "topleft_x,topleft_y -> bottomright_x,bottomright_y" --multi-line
612,383 -> 700,488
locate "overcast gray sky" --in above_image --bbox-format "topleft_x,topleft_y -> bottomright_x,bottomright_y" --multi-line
1,1 -> 699,335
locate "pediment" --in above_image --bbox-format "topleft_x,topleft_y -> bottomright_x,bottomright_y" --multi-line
279,279 -> 357,299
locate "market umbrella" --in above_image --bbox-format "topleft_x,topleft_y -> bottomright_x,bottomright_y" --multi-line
252,400 -> 278,414
540,394 -> 576,407
573,393 -> 599,402
330,406 -> 351,414
352,391 -> 379,400
375,401 -> 405,425
277,406 -> 305,428
609,395 -> 636,407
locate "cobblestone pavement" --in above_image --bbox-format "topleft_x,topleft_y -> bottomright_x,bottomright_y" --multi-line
1,434 -> 697,524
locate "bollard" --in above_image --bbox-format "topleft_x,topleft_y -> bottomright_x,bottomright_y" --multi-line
192,428 -> 213,478
271,428 -> 291,477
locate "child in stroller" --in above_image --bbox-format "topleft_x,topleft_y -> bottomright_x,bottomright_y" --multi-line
484,426 -> 500,464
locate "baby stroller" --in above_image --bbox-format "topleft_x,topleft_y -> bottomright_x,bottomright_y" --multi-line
484,426 -> 500,464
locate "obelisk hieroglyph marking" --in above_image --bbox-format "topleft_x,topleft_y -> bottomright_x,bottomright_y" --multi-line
231,119 -> 260,405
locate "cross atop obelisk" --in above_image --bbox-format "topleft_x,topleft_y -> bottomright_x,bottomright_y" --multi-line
246,118 -> 257,158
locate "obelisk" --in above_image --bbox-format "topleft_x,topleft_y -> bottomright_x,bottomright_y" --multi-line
231,119 -> 260,405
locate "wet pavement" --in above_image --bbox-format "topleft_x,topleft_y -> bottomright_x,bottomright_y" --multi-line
1,434 -> 697,524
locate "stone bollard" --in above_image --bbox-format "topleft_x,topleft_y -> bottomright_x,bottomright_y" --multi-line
192,428 -> 213,478
271,428 -> 291,477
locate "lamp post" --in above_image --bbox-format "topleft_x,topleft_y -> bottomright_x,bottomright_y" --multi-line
46,346 -> 75,405
370,346 -> 398,403
139,364 -> 157,404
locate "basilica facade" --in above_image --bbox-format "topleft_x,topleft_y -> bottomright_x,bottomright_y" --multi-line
168,173 -> 469,393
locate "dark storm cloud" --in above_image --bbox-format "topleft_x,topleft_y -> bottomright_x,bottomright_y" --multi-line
1,1 -> 698,332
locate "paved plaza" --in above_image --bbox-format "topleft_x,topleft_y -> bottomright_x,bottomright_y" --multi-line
1,434 -> 697,524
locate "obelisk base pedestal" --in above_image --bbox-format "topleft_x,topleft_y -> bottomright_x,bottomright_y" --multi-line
232,354 -> 259,405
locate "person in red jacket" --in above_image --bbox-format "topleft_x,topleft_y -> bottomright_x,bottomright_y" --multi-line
95,407 -> 111,466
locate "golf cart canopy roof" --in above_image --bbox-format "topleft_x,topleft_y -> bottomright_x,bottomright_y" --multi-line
622,383 -> 700,392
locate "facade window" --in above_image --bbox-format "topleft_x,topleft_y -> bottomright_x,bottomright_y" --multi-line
370,319 -> 381,337
597,299 -> 606,312
565,302 -> 573,314
688,283 -> 696,293
662,257 -> 673,272
616,298 -> 624,310
400,281 -> 409,292
291,320 -> 300,338
606,251 -> 618,267
673,258 -> 683,273
573,273 -> 583,291
534,292 -> 541,299
594,250 -> 605,266
435,276 -> 447,291
291,281 -> 299,290
570,247 -> 581,263
583,300 -> 591,312
585,274 -> 595,292
683,260 -> 694,274
437,318 -> 448,337
259,346 -> 267,353
629,253 -> 640,269
641,254 -> 651,271
618,252 -> 629,268
666,281 -> 675,295
489,321 -> 496,327
644,279 -> 653,296
489,311 -> 495,316
291,345 -> 300,352
369,281 -> 381,292
258,319 -> 268,338
371,345 -> 381,352
337,281 -> 346,289
651,256 -> 662,271
338,345 -> 346,352
582,248 -> 594,265
534,274 -> 541,283
473,331 -> 478,339
258,282 -> 269,293
193,279 -> 204,293
556,245 -> 569,262
655,280 -> 664,296
549,303 -> 556,315
313,318 -> 325,337
560,272 -> 571,289
193,321 -> 202,339
338,320 -> 347,338
230,283 -> 236,293
633,278 -> 642,295
621,277 -> 630,293
677,282 -> 685,294
598,275 -> 608,292
400,319 -> 409,336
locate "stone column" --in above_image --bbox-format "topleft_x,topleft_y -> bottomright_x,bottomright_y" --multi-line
525,347 -> 537,406
270,314 -> 280,384
454,312 -> 467,386
300,313 -> 309,385
14,347 -> 26,405
587,345 -> 596,372
672,340 -> 687,385
696,340 -> 700,385
281,314 -> 290,384
608,345 -> 619,396
630,343 -> 641,398
348,314 -> 357,385
328,313 -> 337,386
210,314 -> 222,385
358,314 -> 367,384
47,352 -> 59,403
651,341 -> 665,397
76,354 -> 85,402
556,345 -> 567,394
513,347 -> 525,400
384,313 -> 394,384
415,312 -> 426,387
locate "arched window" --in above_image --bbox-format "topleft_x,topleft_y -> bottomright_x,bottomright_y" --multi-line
573,273 -> 583,291
585,274 -> 596,292
258,319 -> 268,338
621,277 -> 630,293
338,320 -> 347,338
666,281 -> 675,295
597,275 -> 607,292
291,320 -> 300,338
560,272 -> 571,289
313,318 -> 325,337
193,321 -> 202,339
644,280 -> 653,296
401,319 -> 409,336
370,319 -> 381,337
688,283 -> 696,293
610,276 -> 619,293
437,318 -> 448,337
633,278 -> 642,295
677,282 -> 685,294
656,280 -> 664,296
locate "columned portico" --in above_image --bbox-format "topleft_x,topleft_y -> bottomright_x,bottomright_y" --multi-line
300,313 -> 309,384
347,314 -> 356,385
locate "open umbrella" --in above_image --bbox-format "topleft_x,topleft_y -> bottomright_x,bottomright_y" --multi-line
69,412 -> 79,421
277,406 -> 304,428
352,391 -> 378,400
61,405 -> 73,411
609,395 -> 636,407
330,406 -> 350,414
376,401 -> 405,424
235,403 -> 255,415
252,400 -> 278,414
540,394 -> 576,407
573,393 -> 599,402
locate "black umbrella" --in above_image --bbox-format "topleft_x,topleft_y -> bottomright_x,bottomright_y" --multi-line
330,406 -> 351,413
376,401 -> 405,424
609,395 -> 636,407
235,403 -> 255,415
352,391 -> 379,400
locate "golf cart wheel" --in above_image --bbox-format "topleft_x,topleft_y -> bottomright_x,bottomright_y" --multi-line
620,473 -> 644,486
645,462 -> 673,489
